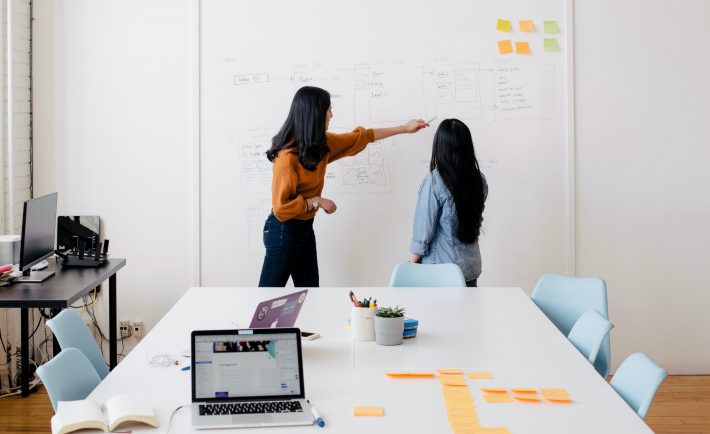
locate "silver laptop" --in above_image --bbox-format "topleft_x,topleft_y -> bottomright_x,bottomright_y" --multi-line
191,328 -> 314,429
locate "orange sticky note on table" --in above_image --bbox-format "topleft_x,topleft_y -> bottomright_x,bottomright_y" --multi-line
541,388 -> 569,397
519,20 -> 535,32
437,368 -> 463,375
481,387 -> 507,393
353,406 -> 384,417
439,375 -> 467,386
467,372 -> 494,380
496,19 -> 511,32
510,388 -> 537,394
515,42 -> 531,54
498,40 -> 513,55
483,393 -> 513,403
386,372 -> 435,378
545,395 -> 573,403
513,394 -> 542,402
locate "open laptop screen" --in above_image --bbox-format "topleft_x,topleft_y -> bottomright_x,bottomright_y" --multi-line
192,329 -> 304,402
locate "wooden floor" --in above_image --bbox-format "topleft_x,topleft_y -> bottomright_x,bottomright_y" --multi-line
1,376 -> 708,433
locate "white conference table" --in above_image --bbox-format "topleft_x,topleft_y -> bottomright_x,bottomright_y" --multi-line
89,287 -> 652,433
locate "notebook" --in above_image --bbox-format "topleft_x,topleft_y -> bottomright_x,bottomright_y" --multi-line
248,290 -> 308,328
191,328 -> 314,429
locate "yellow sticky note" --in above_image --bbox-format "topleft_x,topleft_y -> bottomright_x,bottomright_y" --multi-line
519,20 -> 535,32
512,394 -> 542,402
467,372 -> 494,380
386,372 -> 435,378
544,20 -> 559,34
483,393 -> 513,403
353,406 -> 384,417
510,388 -> 537,394
544,38 -> 559,52
481,387 -> 507,393
515,42 -> 531,54
437,368 -> 463,375
541,388 -> 569,397
477,429 -> 511,434
440,376 -> 468,386
544,395 -> 573,403
496,19 -> 512,32
498,40 -> 513,55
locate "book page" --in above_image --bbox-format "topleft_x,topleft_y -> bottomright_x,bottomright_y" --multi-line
51,400 -> 107,434
105,394 -> 158,431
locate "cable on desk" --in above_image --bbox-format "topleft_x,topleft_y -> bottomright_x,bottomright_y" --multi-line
145,349 -> 177,368
165,405 -> 189,434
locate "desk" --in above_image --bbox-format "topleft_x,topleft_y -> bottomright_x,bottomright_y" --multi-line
0,256 -> 126,397
90,287 -> 652,433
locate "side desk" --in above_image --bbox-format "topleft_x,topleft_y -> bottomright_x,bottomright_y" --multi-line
0,256 -> 126,396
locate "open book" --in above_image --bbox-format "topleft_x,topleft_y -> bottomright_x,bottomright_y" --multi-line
51,394 -> 158,434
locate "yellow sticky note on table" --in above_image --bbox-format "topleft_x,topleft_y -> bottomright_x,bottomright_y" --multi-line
519,20 -> 535,32
544,20 -> 559,34
440,375 -> 468,386
437,368 -> 463,375
515,42 -> 531,54
467,372 -> 494,380
481,387 -> 507,393
477,429 -> 511,434
513,394 -> 542,402
498,40 -> 513,55
483,393 -> 513,403
353,406 -> 384,417
386,372 -> 435,378
510,388 -> 537,394
496,19 -> 512,32
544,38 -> 559,52
541,388 -> 569,396
545,395 -> 573,403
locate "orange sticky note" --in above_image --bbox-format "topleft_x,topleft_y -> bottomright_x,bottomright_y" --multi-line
483,393 -> 513,403
481,387 -> 507,393
510,388 -> 537,394
498,40 -> 513,55
541,388 -> 569,397
515,42 -> 531,54
386,372 -> 435,378
496,19 -> 511,32
544,395 -> 573,403
353,406 -> 384,417
513,394 -> 542,402
519,20 -> 535,32
467,372 -> 494,380
437,368 -> 463,375
477,429 -> 511,434
439,375 -> 467,386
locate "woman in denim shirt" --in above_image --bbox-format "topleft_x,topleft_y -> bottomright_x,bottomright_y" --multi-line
409,119 -> 488,287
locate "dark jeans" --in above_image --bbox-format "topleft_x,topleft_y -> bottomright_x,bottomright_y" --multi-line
258,213 -> 319,287
466,279 -> 478,287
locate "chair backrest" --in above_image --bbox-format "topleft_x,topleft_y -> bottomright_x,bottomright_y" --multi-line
388,262 -> 466,287
46,309 -> 109,379
530,273 -> 611,377
567,310 -> 614,365
36,348 -> 102,411
610,352 -> 667,419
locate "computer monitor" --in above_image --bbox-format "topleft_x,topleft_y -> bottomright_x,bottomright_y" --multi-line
17,192 -> 58,282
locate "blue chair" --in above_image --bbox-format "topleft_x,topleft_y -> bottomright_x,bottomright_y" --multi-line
389,262 -> 466,287
36,348 -> 102,411
610,353 -> 667,419
46,309 -> 109,379
530,273 -> 611,377
567,310 -> 614,365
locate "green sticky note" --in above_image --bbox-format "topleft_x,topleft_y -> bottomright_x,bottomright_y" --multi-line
544,38 -> 559,52
544,20 -> 559,34
496,19 -> 511,32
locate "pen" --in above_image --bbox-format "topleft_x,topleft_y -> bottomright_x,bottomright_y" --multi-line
181,365 -> 190,371
349,290 -> 357,304
426,115 -> 437,125
311,405 -> 325,427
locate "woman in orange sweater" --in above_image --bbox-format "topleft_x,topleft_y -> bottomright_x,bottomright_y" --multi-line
259,86 -> 427,287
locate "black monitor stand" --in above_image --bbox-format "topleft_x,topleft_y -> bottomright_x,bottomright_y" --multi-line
16,269 -> 55,283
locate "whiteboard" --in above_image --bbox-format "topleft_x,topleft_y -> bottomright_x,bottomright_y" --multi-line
200,0 -> 571,289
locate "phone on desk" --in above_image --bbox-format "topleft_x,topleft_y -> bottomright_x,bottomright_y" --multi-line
301,331 -> 320,341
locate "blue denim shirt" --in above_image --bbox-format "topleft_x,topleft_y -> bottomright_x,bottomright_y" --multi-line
410,170 -> 488,282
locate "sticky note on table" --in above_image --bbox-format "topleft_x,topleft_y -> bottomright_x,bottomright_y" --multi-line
519,20 -> 535,32
483,393 -> 513,403
496,19 -> 512,32
437,368 -> 463,375
544,395 -> 573,403
353,406 -> 384,417
544,38 -> 559,52
498,40 -> 513,55
510,388 -> 537,394
541,388 -> 569,397
544,20 -> 559,34
512,394 -> 542,402
515,42 -> 531,54
386,372 -> 435,378
439,375 -> 468,386
477,429 -> 511,434
467,372 -> 494,380
481,387 -> 507,393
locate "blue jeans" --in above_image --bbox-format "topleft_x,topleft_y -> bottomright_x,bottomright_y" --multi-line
258,213 -> 319,287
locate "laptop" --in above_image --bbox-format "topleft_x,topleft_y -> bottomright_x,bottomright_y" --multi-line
249,290 -> 308,329
191,328 -> 314,429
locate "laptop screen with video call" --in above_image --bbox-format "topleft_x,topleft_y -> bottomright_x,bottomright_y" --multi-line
191,329 -> 304,402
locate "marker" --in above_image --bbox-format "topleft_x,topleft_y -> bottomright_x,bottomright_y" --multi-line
426,115 -> 437,125
311,406 -> 325,427
181,365 -> 190,371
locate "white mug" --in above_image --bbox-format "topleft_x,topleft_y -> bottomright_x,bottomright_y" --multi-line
351,306 -> 375,341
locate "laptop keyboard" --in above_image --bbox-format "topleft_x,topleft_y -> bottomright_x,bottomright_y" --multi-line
199,401 -> 303,416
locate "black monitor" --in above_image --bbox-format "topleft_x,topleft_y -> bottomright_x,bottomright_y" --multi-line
18,192 -> 58,282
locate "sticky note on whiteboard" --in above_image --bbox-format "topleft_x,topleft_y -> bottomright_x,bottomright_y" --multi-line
515,42 -> 531,54
496,19 -> 512,32
498,40 -> 513,55
519,20 -> 535,32
544,38 -> 560,52
544,20 -> 560,34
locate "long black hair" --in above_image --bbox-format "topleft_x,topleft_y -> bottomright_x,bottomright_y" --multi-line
266,86 -> 331,171
430,119 -> 485,244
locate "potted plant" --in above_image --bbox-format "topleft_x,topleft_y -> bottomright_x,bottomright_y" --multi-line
374,306 -> 405,346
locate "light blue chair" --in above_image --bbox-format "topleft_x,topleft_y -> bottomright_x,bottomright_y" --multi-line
389,262 -> 466,287
567,310 -> 614,365
610,353 -> 667,419
530,273 -> 611,377
36,348 -> 102,411
46,309 -> 109,379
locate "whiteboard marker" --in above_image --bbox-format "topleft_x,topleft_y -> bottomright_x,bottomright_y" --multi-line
426,115 -> 437,124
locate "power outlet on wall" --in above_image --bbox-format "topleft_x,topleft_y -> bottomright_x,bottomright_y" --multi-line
119,320 -> 131,338
131,321 -> 144,338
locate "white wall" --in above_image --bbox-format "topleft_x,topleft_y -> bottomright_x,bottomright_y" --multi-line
31,0 -> 710,373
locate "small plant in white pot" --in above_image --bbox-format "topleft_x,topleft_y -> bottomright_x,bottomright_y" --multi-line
374,306 -> 405,346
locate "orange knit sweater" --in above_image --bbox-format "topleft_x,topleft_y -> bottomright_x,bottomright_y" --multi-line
271,126 -> 375,221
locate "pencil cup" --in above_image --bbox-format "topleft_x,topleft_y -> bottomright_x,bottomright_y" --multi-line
351,307 -> 375,341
